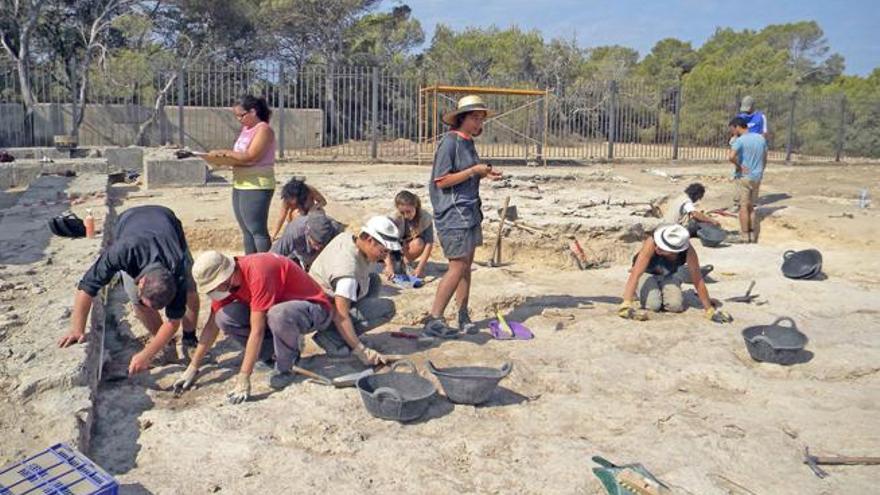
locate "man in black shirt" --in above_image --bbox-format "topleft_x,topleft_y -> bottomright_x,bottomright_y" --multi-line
57,205 -> 200,374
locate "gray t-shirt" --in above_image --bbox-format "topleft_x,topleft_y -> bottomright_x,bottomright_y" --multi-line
270,216 -> 315,269
429,131 -> 482,231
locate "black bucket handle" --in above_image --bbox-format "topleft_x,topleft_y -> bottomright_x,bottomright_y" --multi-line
783,250 -> 796,260
372,386 -> 403,402
770,316 -> 797,329
498,362 -> 514,378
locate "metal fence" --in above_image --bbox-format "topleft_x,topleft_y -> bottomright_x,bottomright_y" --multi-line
1,62 -> 877,162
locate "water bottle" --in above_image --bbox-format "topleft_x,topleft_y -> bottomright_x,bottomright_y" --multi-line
858,189 -> 869,209
85,209 -> 96,238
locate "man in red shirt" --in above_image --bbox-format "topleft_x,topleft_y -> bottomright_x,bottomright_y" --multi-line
175,251 -> 334,403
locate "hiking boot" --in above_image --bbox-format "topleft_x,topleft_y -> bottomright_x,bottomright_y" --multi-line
421,317 -> 460,339
313,329 -> 352,358
457,309 -> 478,335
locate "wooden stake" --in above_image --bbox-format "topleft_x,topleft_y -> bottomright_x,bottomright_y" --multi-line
491,196 -> 511,266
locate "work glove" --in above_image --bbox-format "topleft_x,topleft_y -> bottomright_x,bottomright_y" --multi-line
617,301 -> 648,321
706,307 -> 734,324
226,373 -> 251,405
172,365 -> 199,395
353,343 -> 388,366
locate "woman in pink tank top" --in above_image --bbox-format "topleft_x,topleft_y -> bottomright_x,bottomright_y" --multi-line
207,95 -> 276,253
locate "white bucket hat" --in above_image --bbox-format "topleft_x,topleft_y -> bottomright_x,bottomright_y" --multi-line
360,216 -> 401,251
442,95 -> 494,126
653,224 -> 691,253
192,250 -> 235,294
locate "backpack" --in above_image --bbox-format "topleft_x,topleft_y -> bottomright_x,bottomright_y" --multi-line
48,212 -> 87,238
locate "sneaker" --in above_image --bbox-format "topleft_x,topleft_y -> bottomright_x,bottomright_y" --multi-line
458,310 -> 478,335
421,317 -> 460,339
312,330 -> 352,358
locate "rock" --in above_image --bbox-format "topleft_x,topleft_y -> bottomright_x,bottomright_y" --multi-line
139,418 -> 154,431
209,484 -> 222,493
0,280 -> 13,291
59,308 -> 72,320
31,287 -> 45,295
24,269 -> 36,275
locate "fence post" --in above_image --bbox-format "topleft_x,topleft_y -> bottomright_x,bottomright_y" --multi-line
835,94 -> 846,162
278,64 -> 286,158
672,82 -> 682,160
784,91 -> 797,162
607,80 -> 618,160
536,93 -> 546,164
370,66 -> 379,161
177,66 -> 185,147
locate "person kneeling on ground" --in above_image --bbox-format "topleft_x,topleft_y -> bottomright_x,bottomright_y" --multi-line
58,205 -> 200,373
270,210 -> 340,271
664,182 -> 721,236
307,216 -> 399,363
177,251 -> 335,403
271,177 -> 327,241
383,190 -> 434,280
619,224 -> 732,323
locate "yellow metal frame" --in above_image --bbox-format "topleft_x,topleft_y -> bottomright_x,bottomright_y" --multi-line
418,84 -> 550,166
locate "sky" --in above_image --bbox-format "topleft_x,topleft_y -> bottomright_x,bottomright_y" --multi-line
397,0 -> 879,76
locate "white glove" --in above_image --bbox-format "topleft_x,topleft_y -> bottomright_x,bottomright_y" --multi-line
226,373 -> 251,405
172,365 -> 199,395
353,344 -> 388,366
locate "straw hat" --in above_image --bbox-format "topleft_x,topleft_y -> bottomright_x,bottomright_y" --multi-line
653,224 -> 691,253
442,95 -> 494,126
192,250 -> 236,293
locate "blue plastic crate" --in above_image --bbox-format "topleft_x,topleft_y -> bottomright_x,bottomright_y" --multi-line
0,443 -> 118,495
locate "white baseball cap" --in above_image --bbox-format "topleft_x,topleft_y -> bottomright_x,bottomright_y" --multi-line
360,216 -> 401,251
653,224 -> 691,253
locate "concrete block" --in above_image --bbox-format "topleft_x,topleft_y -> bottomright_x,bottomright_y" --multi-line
144,158 -> 207,189
104,147 -> 144,171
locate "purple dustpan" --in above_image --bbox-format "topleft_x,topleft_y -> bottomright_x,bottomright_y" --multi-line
488,320 -> 534,340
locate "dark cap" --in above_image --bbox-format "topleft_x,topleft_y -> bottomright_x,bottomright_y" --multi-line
306,212 -> 338,245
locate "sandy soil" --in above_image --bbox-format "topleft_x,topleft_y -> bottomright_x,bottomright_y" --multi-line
76,161 -> 880,494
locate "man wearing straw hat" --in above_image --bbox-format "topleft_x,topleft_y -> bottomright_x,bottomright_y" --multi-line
423,95 -> 503,339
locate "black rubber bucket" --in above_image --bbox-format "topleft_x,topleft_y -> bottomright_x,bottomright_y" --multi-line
781,249 -> 823,279
741,317 -> 809,365
697,225 -> 727,247
356,361 -> 436,422
428,361 -> 512,405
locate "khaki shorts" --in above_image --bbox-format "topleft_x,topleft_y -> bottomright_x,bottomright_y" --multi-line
735,179 -> 760,207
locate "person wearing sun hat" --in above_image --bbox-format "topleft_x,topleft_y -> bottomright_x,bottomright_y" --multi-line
173,250 -> 335,403
619,224 -> 732,323
424,94 -> 503,339
307,215 -> 400,363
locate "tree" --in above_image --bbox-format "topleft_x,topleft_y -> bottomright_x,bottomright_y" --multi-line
346,5 -> 424,67
0,0 -> 50,144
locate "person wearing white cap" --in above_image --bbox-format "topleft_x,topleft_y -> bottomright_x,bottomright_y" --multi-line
174,250 -> 335,403
306,216 -> 400,363
424,94 -> 503,339
619,224 -> 732,323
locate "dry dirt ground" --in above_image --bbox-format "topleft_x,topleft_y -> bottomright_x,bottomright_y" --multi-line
10,160 -> 880,494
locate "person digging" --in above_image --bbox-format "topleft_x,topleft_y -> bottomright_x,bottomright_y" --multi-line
424,95 -> 502,339
175,250 -> 337,403
663,182 -> 721,236
306,215 -> 399,363
58,205 -> 201,374
383,190 -> 435,281
619,224 -> 732,323
270,210 -> 341,271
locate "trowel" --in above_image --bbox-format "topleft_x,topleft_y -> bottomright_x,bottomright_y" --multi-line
725,281 -> 759,304
331,368 -> 374,388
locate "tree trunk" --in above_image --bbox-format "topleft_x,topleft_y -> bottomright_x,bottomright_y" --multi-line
134,73 -> 177,145
16,54 -> 37,146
